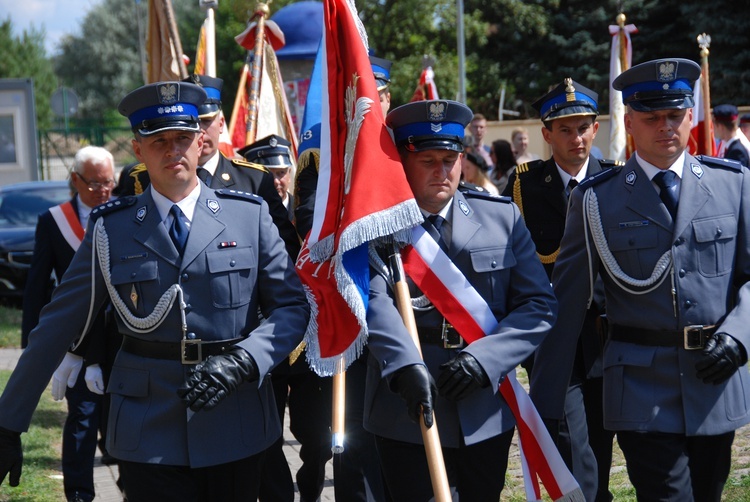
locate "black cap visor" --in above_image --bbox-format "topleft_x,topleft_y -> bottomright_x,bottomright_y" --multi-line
198,103 -> 221,119
134,116 -> 201,137
400,135 -> 465,153
625,89 -> 695,112
543,103 -> 599,121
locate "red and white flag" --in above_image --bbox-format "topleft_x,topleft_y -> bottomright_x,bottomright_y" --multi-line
402,226 -> 584,502
410,66 -> 440,102
608,21 -> 637,161
688,76 -> 717,156
296,0 -> 422,375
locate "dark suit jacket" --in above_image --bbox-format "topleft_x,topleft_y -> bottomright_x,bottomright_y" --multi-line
21,197 -> 107,351
724,137 -> 750,168
503,156 -> 612,377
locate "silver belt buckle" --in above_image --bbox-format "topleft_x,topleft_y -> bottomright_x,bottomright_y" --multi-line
181,338 -> 203,364
683,325 -> 707,350
442,319 -> 464,349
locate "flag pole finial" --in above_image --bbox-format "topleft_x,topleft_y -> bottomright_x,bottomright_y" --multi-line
697,33 -> 711,58
616,13 -> 626,28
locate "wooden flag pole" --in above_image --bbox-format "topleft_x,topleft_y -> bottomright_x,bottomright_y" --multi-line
161,0 -> 188,79
245,1 -> 271,145
698,33 -> 713,155
388,246 -> 451,502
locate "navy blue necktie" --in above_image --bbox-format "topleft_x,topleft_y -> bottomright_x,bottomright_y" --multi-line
169,205 -> 189,254
427,214 -> 449,253
653,170 -> 679,219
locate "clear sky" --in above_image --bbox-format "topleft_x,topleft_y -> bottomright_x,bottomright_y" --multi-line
1,0 -> 103,55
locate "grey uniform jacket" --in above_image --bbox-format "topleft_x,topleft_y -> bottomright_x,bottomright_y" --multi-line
364,190 -> 557,448
530,154 -> 750,436
0,183 -> 309,467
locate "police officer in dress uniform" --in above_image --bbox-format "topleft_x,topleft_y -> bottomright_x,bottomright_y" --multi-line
506,78 -> 619,502
0,81 -> 309,501
115,75 -> 300,260
713,104 -> 750,167
530,58 -> 750,501
237,134 -> 331,502
294,56 -> 395,502
363,100 -> 557,501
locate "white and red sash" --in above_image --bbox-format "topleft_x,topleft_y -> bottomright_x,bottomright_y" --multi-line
49,201 -> 84,251
401,225 -> 584,502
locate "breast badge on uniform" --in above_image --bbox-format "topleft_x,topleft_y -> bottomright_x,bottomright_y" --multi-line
136,206 -> 147,222
207,199 -> 221,213
691,163 -> 704,178
625,171 -> 637,185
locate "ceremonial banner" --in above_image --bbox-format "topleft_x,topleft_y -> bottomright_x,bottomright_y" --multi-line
234,18 -> 299,154
296,0 -> 422,375
608,19 -> 637,161
146,0 -> 188,82
411,66 -> 440,102
688,77 -> 716,156
402,226 -> 584,502
193,20 -> 207,76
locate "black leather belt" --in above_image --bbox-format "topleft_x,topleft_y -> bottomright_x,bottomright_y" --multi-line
609,324 -> 717,350
418,325 -> 465,349
121,335 -> 245,364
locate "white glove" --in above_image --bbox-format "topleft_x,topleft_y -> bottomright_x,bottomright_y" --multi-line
51,352 -> 83,401
84,364 -> 105,395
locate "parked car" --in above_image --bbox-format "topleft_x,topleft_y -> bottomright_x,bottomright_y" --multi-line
0,181 -> 71,302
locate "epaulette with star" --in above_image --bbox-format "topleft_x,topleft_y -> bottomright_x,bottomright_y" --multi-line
695,155 -> 743,172
514,160 -> 545,178
578,164 -> 623,190
215,189 -> 263,204
462,190 -> 511,203
91,197 -> 137,220
229,157 -> 270,173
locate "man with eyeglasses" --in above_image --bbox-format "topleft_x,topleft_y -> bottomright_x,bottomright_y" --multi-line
20,145 -> 115,502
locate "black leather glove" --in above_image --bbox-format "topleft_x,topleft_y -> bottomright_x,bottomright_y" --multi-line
436,352 -> 490,401
0,426 -> 22,487
177,347 -> 259,411
695,333 -> 748,385
390,364 -> 437,428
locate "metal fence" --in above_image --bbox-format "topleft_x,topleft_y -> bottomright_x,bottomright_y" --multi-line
37,126 -> 138,182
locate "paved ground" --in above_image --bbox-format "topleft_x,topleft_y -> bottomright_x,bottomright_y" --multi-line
0,348 -> 335,502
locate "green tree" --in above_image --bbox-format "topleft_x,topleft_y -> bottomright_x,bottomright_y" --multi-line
0,18 -> 57,129
54,0 -> 143,123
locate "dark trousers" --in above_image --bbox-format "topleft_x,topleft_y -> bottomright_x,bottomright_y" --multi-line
259,357 -> 332,502
553,379 -> 598,502
582,376 -> 616,502
331,354 -> 392,502
118,452 -> 264,502
375,429 -> 514,502
617,430 -> 734,502
62,369 -> 103,502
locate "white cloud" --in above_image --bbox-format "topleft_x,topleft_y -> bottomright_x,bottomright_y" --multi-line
1,0 -> 101,54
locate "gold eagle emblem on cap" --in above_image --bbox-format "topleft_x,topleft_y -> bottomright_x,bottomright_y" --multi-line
565,78 -> 576,102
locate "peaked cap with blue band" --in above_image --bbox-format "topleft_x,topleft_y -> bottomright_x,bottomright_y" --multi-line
532,78 -> 598,122
386,100 -> 472,153
118,82 -> 206,136
613,58 -> 700,112
183,74 -> 223,118
369,55 -> 392,92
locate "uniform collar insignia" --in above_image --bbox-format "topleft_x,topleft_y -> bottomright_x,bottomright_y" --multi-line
136,206 -> 147,222
690,163 -> 704,178
458,199 -> 470,215
221,172 -> 231,181
544,174 -> 552,183
625,170 -> 637,185
207,199 -> 220,213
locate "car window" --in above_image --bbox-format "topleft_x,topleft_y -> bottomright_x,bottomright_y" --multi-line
0,186 -> 71,227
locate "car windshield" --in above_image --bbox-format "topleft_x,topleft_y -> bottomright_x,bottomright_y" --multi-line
0,185 -> 71,228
